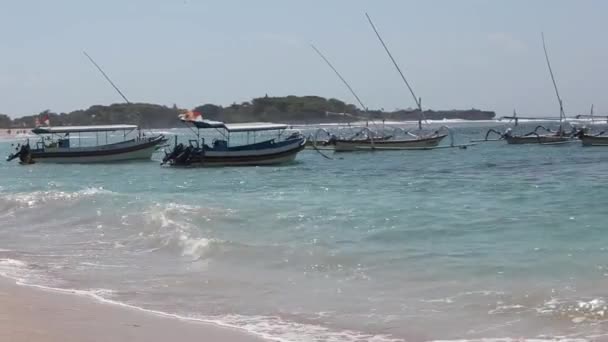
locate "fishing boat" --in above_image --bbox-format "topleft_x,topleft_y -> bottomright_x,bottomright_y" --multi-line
162,112 -> 306,167
328,127 -> 446,151
309,14 -> 456,152
482,33 -> 573,145
574,128 -> 608,146
572,106 -> 608,146
6,125 -> 166,164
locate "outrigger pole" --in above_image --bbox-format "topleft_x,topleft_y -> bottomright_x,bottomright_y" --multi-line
83,51 -> 131,104
541,33 -> 565,130
365,12 -> 425,130
311,43 -> 386,135
311,44 -> 368,113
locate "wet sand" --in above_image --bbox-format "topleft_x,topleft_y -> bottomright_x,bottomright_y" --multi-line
0,278 -> 264,342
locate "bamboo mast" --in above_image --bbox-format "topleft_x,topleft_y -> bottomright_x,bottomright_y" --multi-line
541,33 -> 565,131
365,12 -> 425,130
83,51 -> 131,104
310,44 -> 368,113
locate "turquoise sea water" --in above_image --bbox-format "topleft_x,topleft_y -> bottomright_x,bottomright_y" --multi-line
1,121 -> 608,342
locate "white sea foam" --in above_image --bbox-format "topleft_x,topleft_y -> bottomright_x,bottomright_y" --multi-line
2,187 -> 115,208
0,274 -> 404,342
422,290 -> 505,305
179,235 -> 215,259
536,297 -> 608,322
429,339 -> 588,342
0,258 -> 31,282
138,203 -> 225,260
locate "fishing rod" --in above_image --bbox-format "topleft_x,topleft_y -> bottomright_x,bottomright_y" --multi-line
83,51 -> 131,104
541,33 -> 565,129
365,12 -> 426,130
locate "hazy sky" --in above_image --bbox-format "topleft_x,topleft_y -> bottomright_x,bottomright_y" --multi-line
1,0 -> 606,118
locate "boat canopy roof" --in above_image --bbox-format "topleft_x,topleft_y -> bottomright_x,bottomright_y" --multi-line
184,119 -> 288,132
32,124 -> 139,134
224,122 -> 288,132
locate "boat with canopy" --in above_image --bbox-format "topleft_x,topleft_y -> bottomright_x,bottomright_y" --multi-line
6,124 -> 166,164
161,112 -> 306,167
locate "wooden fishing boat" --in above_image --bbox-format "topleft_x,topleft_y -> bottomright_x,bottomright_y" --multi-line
162,115 -> 306,167
502,127 -> 571,145
308,15 -> 461,153
575,130 -> 608,146
329,127 -> 446,151
6,125 -> 166,164
504,134 -> 570,145
480,34 -> 574,146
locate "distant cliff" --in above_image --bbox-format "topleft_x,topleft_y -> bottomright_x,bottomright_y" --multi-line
2,96 -> 495,128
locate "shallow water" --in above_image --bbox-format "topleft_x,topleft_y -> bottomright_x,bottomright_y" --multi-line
1,121 -> 608,342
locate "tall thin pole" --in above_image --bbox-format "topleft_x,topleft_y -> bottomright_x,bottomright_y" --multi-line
541,33 -> 565,129
310,44 -> 368,113
365,12 -> 425,129
83,51 -> 131,104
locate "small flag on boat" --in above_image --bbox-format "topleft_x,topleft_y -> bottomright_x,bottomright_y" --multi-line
35,114 -> 50,127
179,110 -> 203,122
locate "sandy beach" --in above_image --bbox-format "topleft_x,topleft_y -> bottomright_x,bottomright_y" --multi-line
0,128 -> 32,140
0,278 -> 264,342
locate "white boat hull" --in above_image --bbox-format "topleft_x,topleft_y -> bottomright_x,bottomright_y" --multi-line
333,135 -> 446,152
26,138 -> 165,164
33,144 -> 160,163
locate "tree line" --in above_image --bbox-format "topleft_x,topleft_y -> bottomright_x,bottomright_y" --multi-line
0,95 -> 495,128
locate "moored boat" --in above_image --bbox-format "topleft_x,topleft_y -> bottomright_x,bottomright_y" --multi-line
162,113 -> 306,167
502,127 -> 571,145
330,129 -> 446,151
575,130 -> 608,146
6,125 -> 166,164
480,34 -> 574,146
504,134 -> 570,145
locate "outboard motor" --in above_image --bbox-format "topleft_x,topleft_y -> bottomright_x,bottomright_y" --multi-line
162,143 -> 185,165
174,145 -> 193,165
7,144 -> 33,163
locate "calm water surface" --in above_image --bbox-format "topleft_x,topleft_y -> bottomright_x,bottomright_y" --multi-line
1,121 -> 608,342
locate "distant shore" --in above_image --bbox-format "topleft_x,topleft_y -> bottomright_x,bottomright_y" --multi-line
0,277 -> 264,342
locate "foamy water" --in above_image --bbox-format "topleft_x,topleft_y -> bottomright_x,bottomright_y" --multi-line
2,122 -> 608,341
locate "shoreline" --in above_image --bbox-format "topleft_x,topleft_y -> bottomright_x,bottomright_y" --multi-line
0,276 -> 265,342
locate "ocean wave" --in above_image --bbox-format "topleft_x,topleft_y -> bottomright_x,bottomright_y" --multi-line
127,202 -> 228,260
204,314 -> 404,342
0,275 -> 403,342
0,187 -> 115,209
536,297 -> 608,323
429,339 -> 588,342
421,290 -> 506,305
0,257 -> 56,285
0,266 -> 598,342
